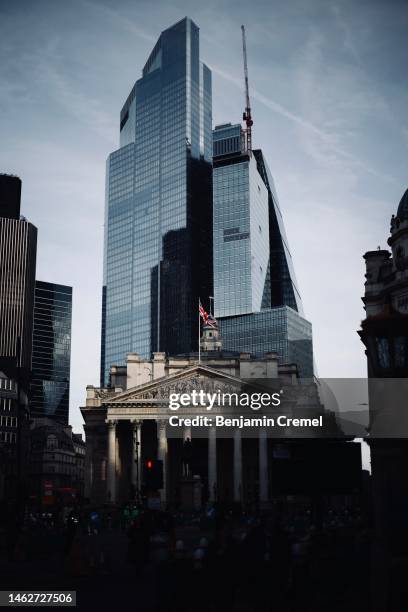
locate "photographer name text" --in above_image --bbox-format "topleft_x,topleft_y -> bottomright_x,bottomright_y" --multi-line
168,415 -> 324,429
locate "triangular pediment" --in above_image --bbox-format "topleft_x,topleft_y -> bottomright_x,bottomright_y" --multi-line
106,364 -> 244,404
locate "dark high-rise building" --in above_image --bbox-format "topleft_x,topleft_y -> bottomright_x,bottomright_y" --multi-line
100,17 -> 213,385
0,175 -> 36,500
0,181 -> 37,370
0,174 -> 22,220
212,123 -> 313,376
30,281 -> 72,424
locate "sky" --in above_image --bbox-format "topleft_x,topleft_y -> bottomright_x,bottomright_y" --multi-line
0,0 -> 407,434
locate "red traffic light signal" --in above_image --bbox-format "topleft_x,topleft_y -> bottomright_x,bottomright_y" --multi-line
143,459 -> 163,490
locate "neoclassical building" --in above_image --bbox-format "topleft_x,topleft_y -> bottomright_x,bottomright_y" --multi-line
81,325 -> 339,508
359,189 -> 408,610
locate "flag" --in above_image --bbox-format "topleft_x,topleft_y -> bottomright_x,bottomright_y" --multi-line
199,300 -> 217,327
199,300 -> 209,323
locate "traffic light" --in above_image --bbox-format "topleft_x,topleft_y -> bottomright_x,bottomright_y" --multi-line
143,459 -> 163,490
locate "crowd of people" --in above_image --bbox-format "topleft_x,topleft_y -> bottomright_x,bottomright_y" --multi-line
0,501 -> 371,610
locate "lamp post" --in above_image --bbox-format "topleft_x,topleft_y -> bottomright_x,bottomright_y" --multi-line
135,438 -> 140,504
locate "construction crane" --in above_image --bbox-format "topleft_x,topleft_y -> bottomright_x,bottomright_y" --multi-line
241,25 -> 253,155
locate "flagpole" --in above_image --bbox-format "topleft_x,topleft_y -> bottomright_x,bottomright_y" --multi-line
198,298 -> 201,364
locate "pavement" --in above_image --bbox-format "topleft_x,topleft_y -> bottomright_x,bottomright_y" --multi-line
0,525 -> 371,611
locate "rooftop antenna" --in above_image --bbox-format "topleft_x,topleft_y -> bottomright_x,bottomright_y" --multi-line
241,25 -> 253,155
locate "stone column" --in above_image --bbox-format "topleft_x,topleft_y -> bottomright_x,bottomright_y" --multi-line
233,428 -> 242,504
131,420 -> 142,496
84,427 -> 94,500
259,428 -> 268,504
208,426 -> 217,502
157,420 -> 168,505
107,420 -> 117,504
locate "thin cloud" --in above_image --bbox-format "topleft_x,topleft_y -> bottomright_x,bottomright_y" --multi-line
80,0 -> 156,43
37,64 -> 117,145
212,65 -> 396,184
331,4 -> 362,66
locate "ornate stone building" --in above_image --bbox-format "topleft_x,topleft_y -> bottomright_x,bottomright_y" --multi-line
360,189 -> 408,372
82,323 -> 342,508
29,418 -> 85,507
359,189 -> 408,610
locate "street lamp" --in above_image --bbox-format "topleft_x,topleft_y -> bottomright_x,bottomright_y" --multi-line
133,429 -> 141,504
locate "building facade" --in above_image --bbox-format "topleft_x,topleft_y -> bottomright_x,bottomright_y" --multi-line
213,124 -> 270,317
0,175 -> 36,502
82,324 -> 341,508
0,180 -> 37,370
29,418 -> 85,508
359,188 -> 408,610
100,17 -> 213,385
30,281 -> 72,424
0,361 -> 30,503
360,189 -> 408,374
219,307 -> 313,378
0,174 -> 22,221
212,124 -> 313,376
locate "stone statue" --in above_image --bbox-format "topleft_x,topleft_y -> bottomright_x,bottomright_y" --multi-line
182,437 -> 193,478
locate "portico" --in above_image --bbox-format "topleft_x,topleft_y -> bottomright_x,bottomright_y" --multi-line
81,348 -> 327,508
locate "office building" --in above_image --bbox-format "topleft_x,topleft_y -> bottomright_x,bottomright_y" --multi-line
100,17 -> 213,385
0,177 -> 37,370
212,124 -> 313,376
219,306 -> 313,377
0,362 -> 31,502
30,281 -> 72,424
0,175 -> 36,500
0,173 -> 22,220
213,124 -> 303,317
0,358 -> 31,502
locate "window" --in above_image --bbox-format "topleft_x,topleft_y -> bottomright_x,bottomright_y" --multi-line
376,337 -> 390,369
395,336 -> 407,368
47,435 -> 58,450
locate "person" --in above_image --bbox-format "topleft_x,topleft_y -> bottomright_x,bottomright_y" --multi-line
151,539 -> 193,611
127,513 -> 151,572
5,503 -> 23,561
211,533 -> 241,612
88,508 -> 100,535
189,547 -> 212,612
64,509 -> 79,556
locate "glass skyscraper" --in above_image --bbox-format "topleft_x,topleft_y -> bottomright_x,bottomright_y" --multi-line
213,124 -> 313,377
219,307 -> 313,378
213,124 -> 270,317
101,17 -> 213,385
30,281 -> 72,424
